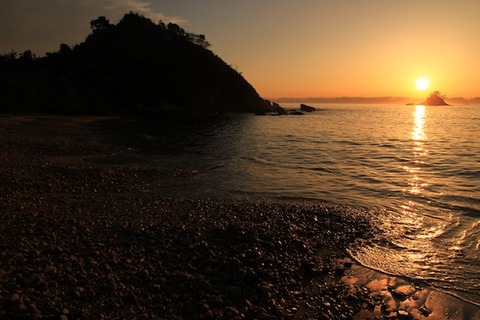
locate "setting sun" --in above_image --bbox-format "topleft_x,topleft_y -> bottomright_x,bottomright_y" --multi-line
415,78 -> 430,91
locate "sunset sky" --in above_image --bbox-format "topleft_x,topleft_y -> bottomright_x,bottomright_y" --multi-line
1,1 -> 479,99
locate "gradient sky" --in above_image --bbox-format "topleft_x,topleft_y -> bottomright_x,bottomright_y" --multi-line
1,0 -> 479,99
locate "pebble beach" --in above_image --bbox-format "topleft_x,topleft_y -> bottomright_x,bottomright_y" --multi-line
1,115 -> 478,319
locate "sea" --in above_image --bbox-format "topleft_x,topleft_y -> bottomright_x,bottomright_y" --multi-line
126,103 -> 480,306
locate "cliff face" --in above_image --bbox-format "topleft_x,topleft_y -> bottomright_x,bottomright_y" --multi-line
0,13 -> 272,115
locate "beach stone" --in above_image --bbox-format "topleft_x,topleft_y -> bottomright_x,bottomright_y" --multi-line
27,303 -> 39,314
10,293 -> 21,303
398,309 -> 412,319
258,285 -> 273,298
107,280 -> 117,292
200,309 -> 212,320
256,311 -> 270,320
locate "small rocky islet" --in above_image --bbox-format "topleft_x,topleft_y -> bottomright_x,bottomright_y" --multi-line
418,91 -> 449,106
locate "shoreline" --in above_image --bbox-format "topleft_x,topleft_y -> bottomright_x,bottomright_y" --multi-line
1,115 -> 479,319
344,264 -> 480,319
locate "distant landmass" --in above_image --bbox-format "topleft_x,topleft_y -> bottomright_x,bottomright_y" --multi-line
0,13 -> 273,115
273,96 -> 480,105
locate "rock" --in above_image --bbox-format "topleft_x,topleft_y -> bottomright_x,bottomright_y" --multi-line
44,265 -> 57,274
272,102 -> 287,115
10,293 -> 21,303
301,261 -> 326,277
390,288 -> 408,301
398,309 -> 412,319
418,306 -> 431,317
204,309 -> 214,319
226,306 -> 240,316
107,280 -> 117,292
288,110 -> 304,115
258,285 -> 273,298
300,104 -> 316,112
418,91 -> 449,106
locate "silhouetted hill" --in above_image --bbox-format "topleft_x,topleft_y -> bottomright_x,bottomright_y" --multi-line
0,13 -> 272,115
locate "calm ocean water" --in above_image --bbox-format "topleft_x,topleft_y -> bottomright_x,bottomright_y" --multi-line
130,104 -> 480,305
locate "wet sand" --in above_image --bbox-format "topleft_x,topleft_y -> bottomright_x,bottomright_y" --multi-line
0,115 -> 478,319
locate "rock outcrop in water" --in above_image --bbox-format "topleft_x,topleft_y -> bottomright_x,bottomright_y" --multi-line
300,104 -> 316,112
0,13 -> 273,115
418,91 -> 449,106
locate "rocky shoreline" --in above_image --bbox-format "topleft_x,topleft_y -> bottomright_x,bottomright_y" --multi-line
1,115 -> 478,319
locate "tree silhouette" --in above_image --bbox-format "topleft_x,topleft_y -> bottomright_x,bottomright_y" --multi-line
59,44 -> 72,55
0,50 -> 17,62
187,33 -> 211,48
90,16 -> 112,32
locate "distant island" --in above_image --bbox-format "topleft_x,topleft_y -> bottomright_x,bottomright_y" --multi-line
0,13 -> 273,115
273,96 -> 480,105
418,91 -> 449,106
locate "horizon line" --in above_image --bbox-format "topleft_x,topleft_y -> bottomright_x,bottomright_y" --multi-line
267,96 -> 480,103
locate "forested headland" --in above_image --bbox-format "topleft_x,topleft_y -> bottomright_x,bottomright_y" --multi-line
0,13 -> 273,115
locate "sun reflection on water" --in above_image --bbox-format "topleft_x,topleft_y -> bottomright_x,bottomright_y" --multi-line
404,105 -> 429,198
412,105 -> 426,141
396,105 -> 445,272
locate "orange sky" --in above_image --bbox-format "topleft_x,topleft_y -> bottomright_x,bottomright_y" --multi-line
1,1 -> 479,99
188,1 -> 480,99
232,2 -> 480,99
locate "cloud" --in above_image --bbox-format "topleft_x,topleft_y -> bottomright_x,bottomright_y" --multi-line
102,0 -> 186,24
0,0 -> 185,55
76,0 -> 185,25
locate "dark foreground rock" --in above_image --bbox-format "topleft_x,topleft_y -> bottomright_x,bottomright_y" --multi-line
0,116 -> 477,319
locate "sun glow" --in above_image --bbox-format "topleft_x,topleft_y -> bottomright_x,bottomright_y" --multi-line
405,104 -> 428,198
415,78 -> 430,91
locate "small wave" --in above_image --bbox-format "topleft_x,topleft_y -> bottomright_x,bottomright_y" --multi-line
311,167 -> 338,173
378,143 -> 398,149
458,169 -> 480,178
335,140 -> 362,146
348,244 -> 480,307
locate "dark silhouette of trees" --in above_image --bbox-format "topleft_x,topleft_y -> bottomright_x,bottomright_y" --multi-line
0,12 -> 272,115
90,16 -> 112,32
0,51 -> 18,65
59,44 -> 72,55
187,33 -> 211,48
18,50 -> 34,63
